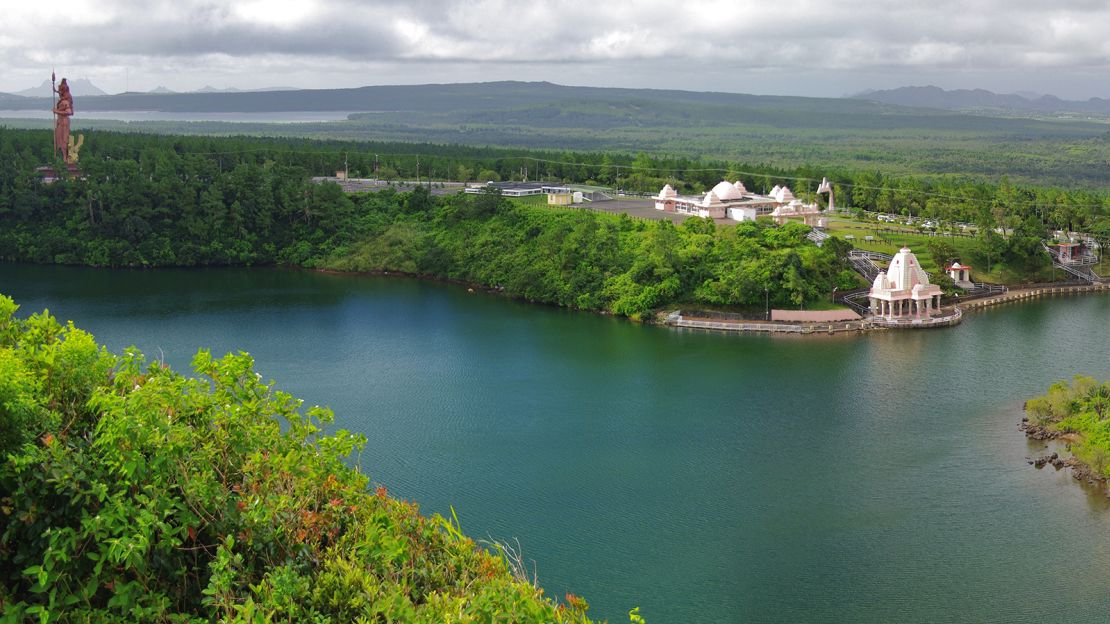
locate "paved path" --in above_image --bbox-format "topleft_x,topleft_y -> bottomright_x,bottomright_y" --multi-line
572,196 -> 738,226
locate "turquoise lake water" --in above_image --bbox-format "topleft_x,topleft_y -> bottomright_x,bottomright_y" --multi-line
3,263 -> 1110,623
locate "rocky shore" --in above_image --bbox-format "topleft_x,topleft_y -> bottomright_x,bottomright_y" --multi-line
1021,417 -> 1109,491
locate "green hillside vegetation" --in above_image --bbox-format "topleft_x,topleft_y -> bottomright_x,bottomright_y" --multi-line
1,128 -> 1106,303
3,127 -> 1109,236
1026,376 -> 1110,476
322,189 -> 854,317
0,129 -> 854,316
0,295 -> 598,621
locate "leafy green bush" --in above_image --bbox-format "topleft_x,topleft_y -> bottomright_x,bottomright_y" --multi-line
327,196 -> 847,318
1026,376 -> 1110,477
0,295 -> 596,622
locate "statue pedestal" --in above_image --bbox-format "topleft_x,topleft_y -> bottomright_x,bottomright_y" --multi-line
35,164 -> 84,183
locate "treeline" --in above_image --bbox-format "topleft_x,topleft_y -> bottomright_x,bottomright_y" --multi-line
0,129 -> 853,316
1,128 -> 1105,311
0,295 -> 597,621
4,128 -> 1110,236
1,130 -> 349,266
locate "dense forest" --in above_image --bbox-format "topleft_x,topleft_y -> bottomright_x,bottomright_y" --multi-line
321,191 -> 856,317
0,295 -> 601,621
0,129 -> 852,316
1,128 -> 1107,314
6,80 -> 1110,187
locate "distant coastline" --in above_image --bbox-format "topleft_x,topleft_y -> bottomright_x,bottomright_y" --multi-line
0,109 -> 356,123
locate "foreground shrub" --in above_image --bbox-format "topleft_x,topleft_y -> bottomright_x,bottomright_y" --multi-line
0,295 -> 594,622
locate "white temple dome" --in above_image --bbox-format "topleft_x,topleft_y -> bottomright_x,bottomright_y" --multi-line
887,247 -> 930,291
733,181 -> 748,193
659,184 -> 677,198
711,180 -> 743,201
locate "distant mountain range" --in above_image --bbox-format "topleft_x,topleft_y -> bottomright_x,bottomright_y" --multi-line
0,80 -> 890,114
13,78 -> 108,98
855,86 -> 1110,116
4,79 -> 1107,119
5,80 -> 302,99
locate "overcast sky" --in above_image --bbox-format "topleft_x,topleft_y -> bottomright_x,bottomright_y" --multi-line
3,0 -> 1110,99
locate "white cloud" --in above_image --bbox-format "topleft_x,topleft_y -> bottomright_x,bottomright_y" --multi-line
1,0 -> 1109,96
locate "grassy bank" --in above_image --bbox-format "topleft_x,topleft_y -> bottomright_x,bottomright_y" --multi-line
824,217 -> 1057,284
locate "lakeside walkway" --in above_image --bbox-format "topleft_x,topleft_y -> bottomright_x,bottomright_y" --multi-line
665,281 -> 1108,336
958,282 -> 1109,311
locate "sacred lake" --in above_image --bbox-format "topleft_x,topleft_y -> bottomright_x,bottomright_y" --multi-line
4,262 -> 1110,623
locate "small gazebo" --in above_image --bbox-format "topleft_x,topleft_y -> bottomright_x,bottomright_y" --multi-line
944,262 -> 973,288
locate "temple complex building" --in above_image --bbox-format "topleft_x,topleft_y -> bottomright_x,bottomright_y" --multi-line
655,180 -> 824,224
868,247 -> 943,320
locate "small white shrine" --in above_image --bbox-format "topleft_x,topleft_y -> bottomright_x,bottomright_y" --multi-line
868,247 -> 943,319
944,262 -> 973,288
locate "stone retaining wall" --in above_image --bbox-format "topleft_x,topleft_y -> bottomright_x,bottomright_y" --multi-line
960,283 -> 1109,311
664,282 -> 1107,336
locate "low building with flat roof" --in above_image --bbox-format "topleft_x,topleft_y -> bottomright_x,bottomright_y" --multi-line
464,181 -> 571,197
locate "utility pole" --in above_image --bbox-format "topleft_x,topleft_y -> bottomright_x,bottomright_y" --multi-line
344,152 -> 348,180
416,155 -> 420,188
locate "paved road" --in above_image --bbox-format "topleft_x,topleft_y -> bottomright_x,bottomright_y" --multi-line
313,178 -> 738,224
311,177 -> 463,196
577,196 -> 738,226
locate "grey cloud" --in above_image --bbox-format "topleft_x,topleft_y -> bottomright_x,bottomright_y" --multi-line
2,0 -> 1110,96
44,3 -> 406,59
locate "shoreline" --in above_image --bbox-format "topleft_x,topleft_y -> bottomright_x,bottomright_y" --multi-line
8,260 -> 1107,335
310,265 -> 629,319
961,282 -> 1109,312
1020,417 -> 1110,494
666,281 -> 1107,336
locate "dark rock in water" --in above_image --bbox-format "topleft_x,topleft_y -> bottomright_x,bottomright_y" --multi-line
1020,420 -> 1062,440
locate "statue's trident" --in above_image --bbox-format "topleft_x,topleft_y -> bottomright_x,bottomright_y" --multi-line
51,68 -> 57,160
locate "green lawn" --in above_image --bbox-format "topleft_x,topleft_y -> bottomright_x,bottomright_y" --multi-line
1095,257 -> 1110,278
824,216 -> 1058,284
